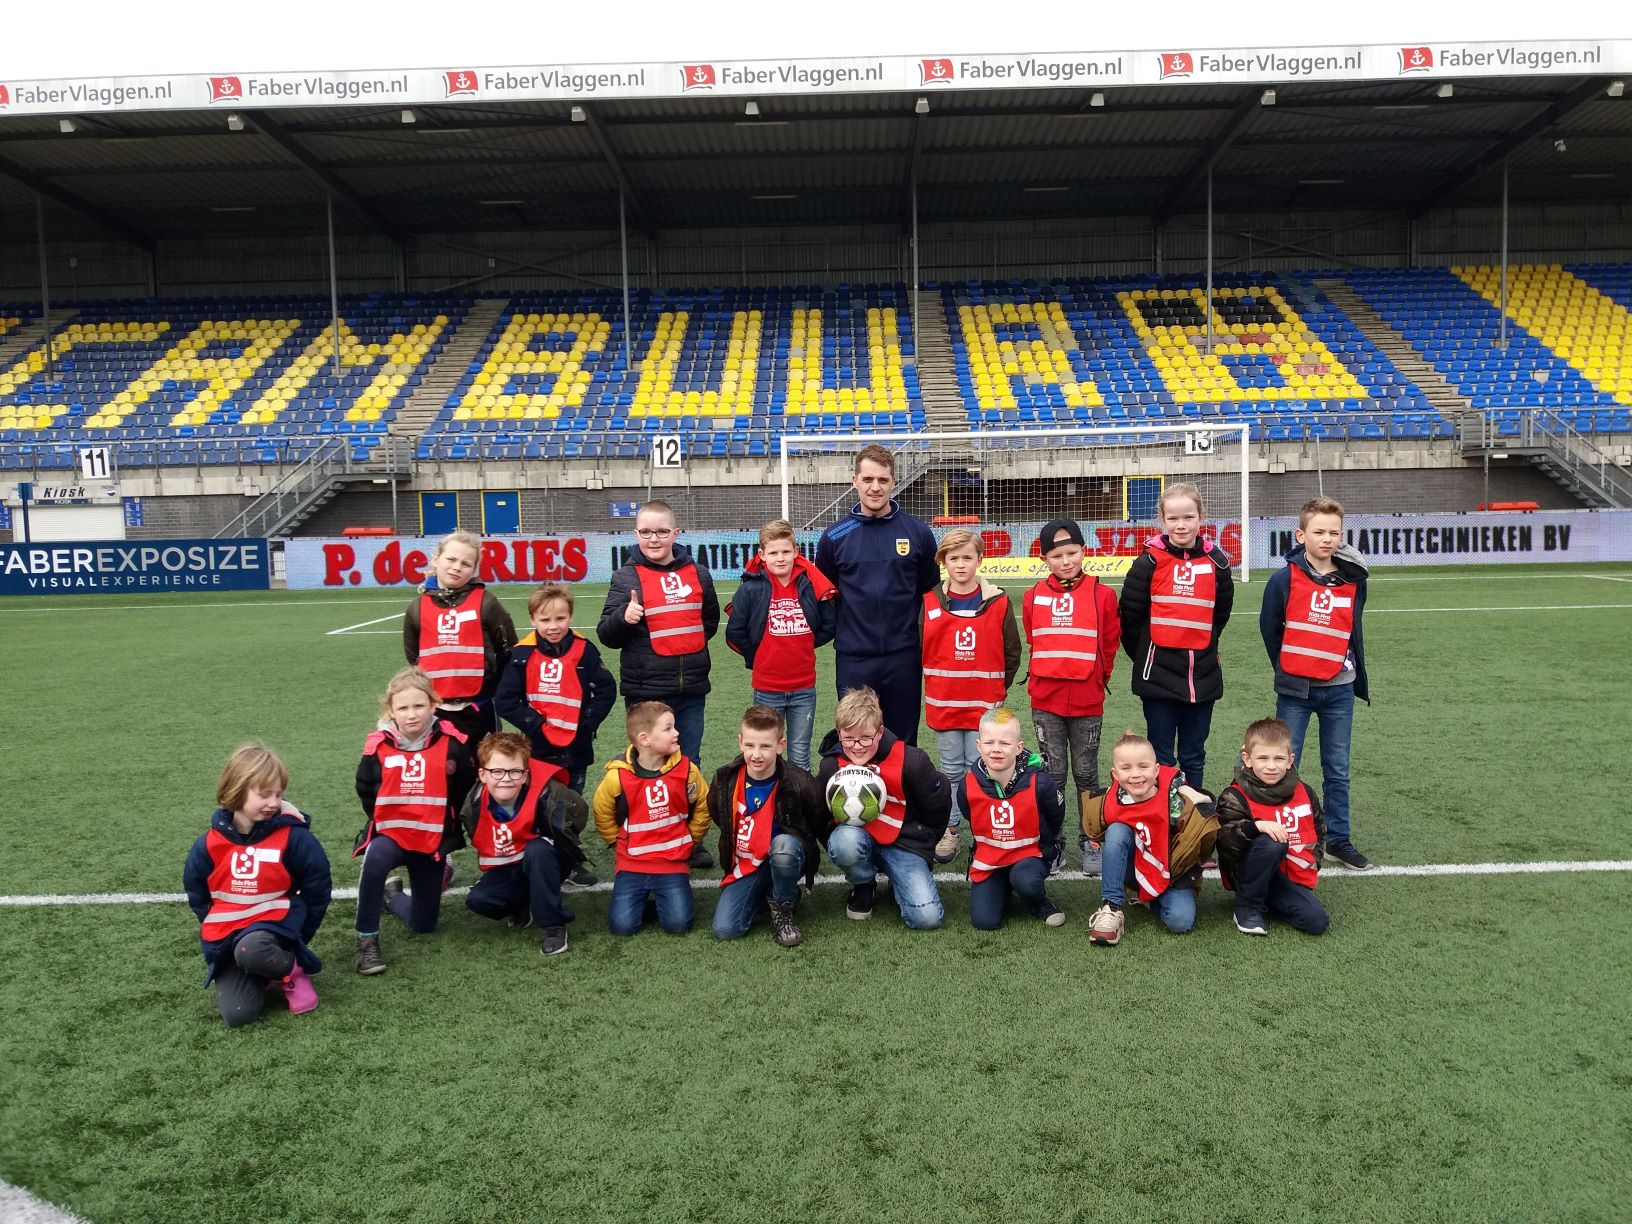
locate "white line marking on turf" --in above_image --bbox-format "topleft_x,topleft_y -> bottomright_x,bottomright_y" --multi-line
1368,572 -> 1632,583
5,860 -> 1629,907
1585,574 -> 1632,584
327,612 -> 404,635
1371,604 -> 1632,614
0,597 -> 407,614
0,1181 -> 89,1224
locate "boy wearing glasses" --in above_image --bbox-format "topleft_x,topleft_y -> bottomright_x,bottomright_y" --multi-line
598,500 -> 720,865
817,687 -> 951,929
460,732 -> 590,956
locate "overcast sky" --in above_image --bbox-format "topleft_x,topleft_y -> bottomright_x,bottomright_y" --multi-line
0,0 -> 1619,78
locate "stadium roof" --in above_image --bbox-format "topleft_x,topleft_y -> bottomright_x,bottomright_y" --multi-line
0,74 -> 1625,248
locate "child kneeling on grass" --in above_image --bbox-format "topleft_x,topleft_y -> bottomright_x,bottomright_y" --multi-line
460,732 -> 589,957
592,702 -> 711,936
1214,718 -> 1330,937
352,667 -> 475,976
183,744 -> 332,1027
708,705 -> 825,947
964,707 -> 1065,930
1083,731 -> 1217,946
817,686 -> 950,930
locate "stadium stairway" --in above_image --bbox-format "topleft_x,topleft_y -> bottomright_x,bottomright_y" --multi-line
1316,280 -> 1472,423
388,297 -> 511,447
0,313 -> 77,371
914,289 -> 972,431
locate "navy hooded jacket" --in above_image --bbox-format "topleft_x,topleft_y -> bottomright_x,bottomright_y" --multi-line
814,500 -> 939,658
1259,543 -> 1370,704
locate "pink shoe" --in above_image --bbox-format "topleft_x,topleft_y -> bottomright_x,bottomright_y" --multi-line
276,965 -> 319,1015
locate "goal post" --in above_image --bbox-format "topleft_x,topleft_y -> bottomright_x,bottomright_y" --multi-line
779,422 -> 1255,582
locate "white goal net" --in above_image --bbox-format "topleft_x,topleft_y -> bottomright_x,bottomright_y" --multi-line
779,422 -> 1256,581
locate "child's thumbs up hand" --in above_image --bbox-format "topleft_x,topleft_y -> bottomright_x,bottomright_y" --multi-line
624,593 -> 645,625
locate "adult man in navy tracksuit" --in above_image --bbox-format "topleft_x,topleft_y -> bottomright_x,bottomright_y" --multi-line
815,444 -> 939,745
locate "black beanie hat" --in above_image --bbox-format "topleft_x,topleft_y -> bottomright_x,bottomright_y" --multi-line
1037,518 -> 1086,554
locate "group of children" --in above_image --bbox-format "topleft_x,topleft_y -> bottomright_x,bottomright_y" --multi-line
184,488 -> 1372,1025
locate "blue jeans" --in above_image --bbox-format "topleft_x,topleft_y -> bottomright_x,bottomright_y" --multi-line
711,834 -> 806,939
607,871 -> 694,935
630,692 -> 707,767
752,688 -> 818,773
1234,835 -> 1330,935
969,857 -> 1051,930
1141,696 -> 1216,794
1277,684 -> 1355,843
1098,822 -> 1196,933
826,825 -> 943,930
934,729 -> 979,828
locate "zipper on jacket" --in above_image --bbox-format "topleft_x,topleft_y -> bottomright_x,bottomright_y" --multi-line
1142,642 -> 1156,682
1186,650 -> 1197,703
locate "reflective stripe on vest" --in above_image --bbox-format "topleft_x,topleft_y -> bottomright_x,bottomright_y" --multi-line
201,826 -> 294,942
1024,577 -> 1100,680
964,772 -> 1044,883
635,563 -> 707,656
1242,783 -> 1320,890
526,636 -> 587,748
471,760 -> 563,869
1279,567 -> 1355,680
418,588 -> 486,700
1103,765 -> 1182,902
370,735 -> 452,854
616,757 -> 695,871
1148,548 -> 1217,650
721,769 -> 778,887
921,591 -> 1009,731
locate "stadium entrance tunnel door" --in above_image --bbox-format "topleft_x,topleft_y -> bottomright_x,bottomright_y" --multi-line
420,492 -> 458,535
482,490 -> 520,535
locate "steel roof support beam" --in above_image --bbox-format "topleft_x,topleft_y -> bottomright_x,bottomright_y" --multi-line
578,105 -> 648,230
1407,77 -> 1610,218
0,152 -> 153,249
1154,89 -> 1262,223
246,110 -> 409,246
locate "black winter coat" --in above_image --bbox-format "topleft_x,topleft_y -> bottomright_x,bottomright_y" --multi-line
1259,544 -> 1370,703
1213,763 -> 1328,886
353,720 -> 475,858
596,545 -> 720,700
494,631 -> 618,772
1118,535 -> 1234,704
815,727 -> 951,863
402,581 -> 518,705
708,755 -> 826,887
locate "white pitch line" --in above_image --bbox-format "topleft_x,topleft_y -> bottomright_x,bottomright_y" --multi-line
5,859 -> 1629,907
0,1181 -> 88,1224
1585,574 -> 1632,584
0,597 -> 406,614
1371,603 -> 1632,614
327,612 -> 404,635
1368,572 -> 1632,583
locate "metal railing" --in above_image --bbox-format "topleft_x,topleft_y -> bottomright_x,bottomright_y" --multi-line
1459,407 -> 1632,508
213,434 -> 408,539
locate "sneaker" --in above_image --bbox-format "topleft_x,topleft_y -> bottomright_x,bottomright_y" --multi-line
354,933 -> 386,975
383,876 -> 405,904
845,882 -> 876,921
563,863 -> 599,890
1233,907 -> 1269,936
505,912 -> 535,930
276,965 -> 319,1014
688,843 -> 715,870
441,858 -> 456,892
540,926 -> 569,956
1326,840 -> 1375,871
934,825 -> 961,864
1081,838 -> 1103,877
767,899 -> 803,948
1031,899 -> 1067,928
1088,902 -> 1123,946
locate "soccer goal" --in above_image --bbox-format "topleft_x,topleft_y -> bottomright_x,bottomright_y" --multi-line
779,422 -> 1256,581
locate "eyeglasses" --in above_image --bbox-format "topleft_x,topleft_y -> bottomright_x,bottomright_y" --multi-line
838,730 -> 882,750
482,767 -> 528,781
636,528 -> 675,540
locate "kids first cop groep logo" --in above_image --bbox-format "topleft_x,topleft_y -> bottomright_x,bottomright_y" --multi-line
437,605 -> 477,640
229,844 -> 281,886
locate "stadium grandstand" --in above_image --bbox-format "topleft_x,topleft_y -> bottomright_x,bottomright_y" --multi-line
0,50 -> 1629,542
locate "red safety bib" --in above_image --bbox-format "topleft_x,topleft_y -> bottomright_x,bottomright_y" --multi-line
721,768 -> 778,887
1239,782 -> 1320,890
1023,576 -> 1101,681
526,636 -> 587,747
922,591 -> 1009,731
200,825 -> 294,942
964,772 -> 1043,883
616,757 -> 695,873
1280,567 -> 1355,680
470,759 -> 564,870
635,563 -> 707,656
1103,765 -> 1183,902
370,734 -> 453,855
842,741 -> 908,846
1148,547 -> 1217,650
418,588 -> 486,701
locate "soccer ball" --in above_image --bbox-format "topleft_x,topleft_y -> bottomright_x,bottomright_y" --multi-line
826,764 -> 887,827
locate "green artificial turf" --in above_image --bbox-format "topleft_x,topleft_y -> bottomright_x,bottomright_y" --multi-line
2,562 -> 1630,1221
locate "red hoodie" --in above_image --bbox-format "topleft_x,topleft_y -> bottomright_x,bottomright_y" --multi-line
739,555 -> 836,692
